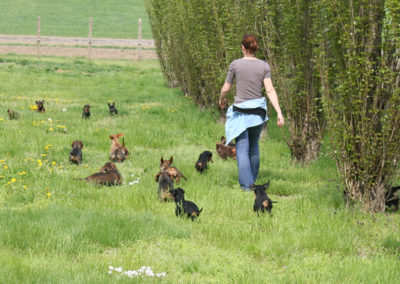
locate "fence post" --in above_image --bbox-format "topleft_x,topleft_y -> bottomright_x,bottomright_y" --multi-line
37,16 -> 41,58
137,18 -> 142,60
88,17 -> 93,59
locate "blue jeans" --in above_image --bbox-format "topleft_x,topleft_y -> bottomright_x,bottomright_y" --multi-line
235,124 -> 263,190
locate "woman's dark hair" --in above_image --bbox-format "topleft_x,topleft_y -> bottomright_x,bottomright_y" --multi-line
241,34 -> 259,53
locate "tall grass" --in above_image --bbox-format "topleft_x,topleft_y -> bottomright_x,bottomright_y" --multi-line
0,54 -> 399,283
0,0 -> 152,38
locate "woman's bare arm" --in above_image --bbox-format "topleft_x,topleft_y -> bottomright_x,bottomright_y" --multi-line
264,78 -> 284,127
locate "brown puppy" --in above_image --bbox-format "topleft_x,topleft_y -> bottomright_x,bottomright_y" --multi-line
85,162 -> 122,186
7,109 -> 20,120
159,156 -> 187,183
109,133 -> 129,162
216,136 -> 236,160
35,100 -> 45,113
69,140 -> 83,164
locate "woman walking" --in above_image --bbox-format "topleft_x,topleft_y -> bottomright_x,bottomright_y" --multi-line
219,34 -> 284,191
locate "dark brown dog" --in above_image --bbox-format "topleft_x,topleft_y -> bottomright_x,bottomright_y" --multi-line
7,109 -> 20,120
157,172 -> 174,202
216,136 -> 236,160
386,185 -> 400,212
109,133 -> 129,162
69,140 -> 83,164
35,100 -> 45,113
82,104 -> 91,119
108,102 -> 118,116
85,162 -> 122,186
250,181 -> 277,216
195,151 -> 213,173
160,156 -> 187,183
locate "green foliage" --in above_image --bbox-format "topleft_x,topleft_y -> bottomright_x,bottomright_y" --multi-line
257,0 -> 324,163
0,0 -> 152,38
318,0 -> 400,211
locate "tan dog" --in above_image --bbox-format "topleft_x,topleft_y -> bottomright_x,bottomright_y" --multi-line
85,162 -> 122,186
109,133 -> 129,162
158,156 -> 187,183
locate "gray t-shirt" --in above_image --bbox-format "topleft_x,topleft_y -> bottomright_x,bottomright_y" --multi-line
225,58 -> 271,104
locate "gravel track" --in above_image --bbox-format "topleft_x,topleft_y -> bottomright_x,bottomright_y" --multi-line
0,34 -> 157,60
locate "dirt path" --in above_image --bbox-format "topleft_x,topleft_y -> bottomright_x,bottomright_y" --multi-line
0,34 -> 157,60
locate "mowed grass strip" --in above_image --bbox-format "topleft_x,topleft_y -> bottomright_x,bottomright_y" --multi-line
0,54 -> 399,283
0,0 -> 152,38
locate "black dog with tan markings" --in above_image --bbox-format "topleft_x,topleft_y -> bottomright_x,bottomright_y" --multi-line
251,181 -> 277,216
171,187 -> 202,221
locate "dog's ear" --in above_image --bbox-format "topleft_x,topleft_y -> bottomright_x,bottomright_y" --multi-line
117,133 -> 124,138
79,141 -> 83,148
108,102 -> 111,107
109,135 -> 115,139
249,184 -> 256,191
71,141 -> 75,147
221,136 -> 226,144
169,156 -> 173,164
263,180 -> 270,189
35,101 -> 39,104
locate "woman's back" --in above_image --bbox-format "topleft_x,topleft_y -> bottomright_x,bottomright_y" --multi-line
225,58 -> 271,104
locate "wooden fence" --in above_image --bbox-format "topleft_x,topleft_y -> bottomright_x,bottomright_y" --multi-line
0,17 -> 154,60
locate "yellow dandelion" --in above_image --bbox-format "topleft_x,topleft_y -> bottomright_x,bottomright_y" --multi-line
29,105 -> 38,110
56,125 -> 66,129
48,169 -> 52,173
18,171 -> 26,175
6,182 -> 11,186
0,160 -> 5,163
58,166 -> 63,169
45,146 -> 49,150
0,118 -> 3,121
23,185 -> 27,189
4,165 -> 8,170
52,161 -> 56,166
0,175 -> 4,179
46,192 -> 51,198
41,154 -> 47,157
37,159 -> 42,166
49,128 -> 53,131
11,178 -> 16,183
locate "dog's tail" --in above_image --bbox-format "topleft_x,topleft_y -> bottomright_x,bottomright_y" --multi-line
181,172 -> 188,180
272,201 -> 278,203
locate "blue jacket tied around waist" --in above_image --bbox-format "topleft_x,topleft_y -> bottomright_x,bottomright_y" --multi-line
225,97 -> 268,145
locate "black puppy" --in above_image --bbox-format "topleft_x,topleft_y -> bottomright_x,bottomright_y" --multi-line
195,151 -> 213,173
82,104 -> 91,119
386,185 -> 400,212
250,181 -> 277,216
157,172 -> 174,202
171,187 -> 203,221
69,140 -> 83,164
108,102 -> 118,116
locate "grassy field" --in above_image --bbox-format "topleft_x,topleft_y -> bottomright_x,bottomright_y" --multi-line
0,0 -> 151,38
0,54 -> 399,283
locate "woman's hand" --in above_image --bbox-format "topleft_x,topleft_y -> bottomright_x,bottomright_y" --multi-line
277,113 -> 284,127
219,97 -> 227,110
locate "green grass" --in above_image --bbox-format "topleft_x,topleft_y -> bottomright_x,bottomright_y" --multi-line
0,54 -> 399,283
0,0 -> 152,39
